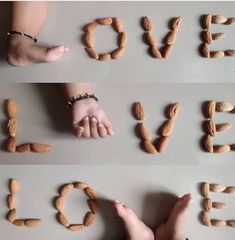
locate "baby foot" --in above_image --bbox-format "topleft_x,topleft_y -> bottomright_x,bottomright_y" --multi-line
113,200 -> 154,240
7,36 -> 69,66
155,194 -> 192,240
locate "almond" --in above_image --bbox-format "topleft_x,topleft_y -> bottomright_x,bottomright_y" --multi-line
88,199 -> 98,214
201,43 -> 210,58
7,118 -> 17,137
157,136 -> 169,153
6,137 -> 16,153
113,17 -> 123,33
210,51 -> 224,58
224,50 -> 235,57
224,186 -> 235,193
111,47 -> 124,59
60,183 -> 73,196
118,32 -> 127,47
84,187 -> 96,200
165,30 -> 177,45
224,17 -> 235,25
74,182 -> 88,189
150,46 -> 162,59
6,99 -> 19,118
84,212 -> 96,226
202,135 -> 213,153
202,31 -> 212,44
30,143 -> 52,153
210,183 -> 226,192
226,220 -> 235,227
212,202 -> 227,209
213,145 -> 230,153
170,16 -> 181,31
16,144 -> 31,153
58,212 -> 70,227
7,208 -> 16,223
13,219 -> 25,227
143,140 -> 157,154
159,119 -> 174,137
216,102 -> 234,112
204,120 -> 216,136
133,102 -> 145,120
211,219 -> 226,227
203,198 -> 212,212
212,15 -> 227,24
10,179 -> 20,194
200,211 -> 211,226
98,53 -> 111,61
203,14 -> 212,29
55,196 -> 64,212
138,122 -> 152,141
24,219 -> 42,227
96,17 -> 113,25
201,182 -> 210,197
85,48 -> 99,59
68,224 -> 84,231
204,100 -> 216,118
7,194 -> 15,210
216,123 -> 232,132
212,32 -> 225,41
84,32 -> 94,48
85,22 -> 97,32
161,45 -> 173,59
144,32 -> 157,46
142,16 -> 152,31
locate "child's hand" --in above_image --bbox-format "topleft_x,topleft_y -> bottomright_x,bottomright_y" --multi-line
71,98 -> 114,138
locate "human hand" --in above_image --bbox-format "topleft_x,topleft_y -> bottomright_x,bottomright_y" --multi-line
71,98 -> 114,138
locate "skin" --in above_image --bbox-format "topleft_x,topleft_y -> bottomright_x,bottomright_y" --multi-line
113,194 -> 192,240
63,83 -> 114,138
7,1 -> 68,66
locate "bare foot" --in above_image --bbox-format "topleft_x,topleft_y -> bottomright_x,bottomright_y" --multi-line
113,200 -> 154,240
155,194 -> 192,240
7,36 -> 69,66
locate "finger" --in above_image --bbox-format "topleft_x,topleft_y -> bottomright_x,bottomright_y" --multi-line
82,116 -> 90,138
74,126 -> 84,138
102,118 -> 114,136
98,123 -> 108,138
90,117 -> 99,138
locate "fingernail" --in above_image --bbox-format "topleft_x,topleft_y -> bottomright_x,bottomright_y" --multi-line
84,116 -> 89,121
114,200 -> 121,204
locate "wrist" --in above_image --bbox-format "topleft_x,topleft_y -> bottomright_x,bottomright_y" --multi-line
63,83 -> 95,98
67,93 -> 98,107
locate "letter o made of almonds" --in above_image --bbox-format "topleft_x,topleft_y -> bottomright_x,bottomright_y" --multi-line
84,17 -> 127,61
55,182 -> 98,231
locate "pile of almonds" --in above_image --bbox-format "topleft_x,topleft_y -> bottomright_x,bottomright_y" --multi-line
200,182 -> 235,227
201,14 -> 235,58
7,179 -> 42,227
202,100 -> 235,153
133,101 -> 180,154
84,17 -> 127,61
55,182 -> 98,231
141,16 -> 181,59
5,98 -> 52,153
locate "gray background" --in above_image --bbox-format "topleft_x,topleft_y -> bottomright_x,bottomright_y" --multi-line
1,83 -> 235,165
0,1 -> 235,83
0,165 -> 234,240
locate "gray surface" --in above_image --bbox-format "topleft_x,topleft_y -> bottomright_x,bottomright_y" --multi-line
1,83 -> 235,164
0,1 -> 235,83
0,165 -> 235,240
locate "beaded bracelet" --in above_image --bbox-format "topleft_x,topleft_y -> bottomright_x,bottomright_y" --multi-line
67,93 -> 98,107
6,31 -> 38,43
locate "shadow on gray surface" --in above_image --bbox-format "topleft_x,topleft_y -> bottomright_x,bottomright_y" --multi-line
142,191 -> 178,230
98,198 -> 124,240
0,2 -> 11,64
33,83 -> 72,134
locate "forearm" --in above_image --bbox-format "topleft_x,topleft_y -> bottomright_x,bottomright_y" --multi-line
62,83 -> 95,99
